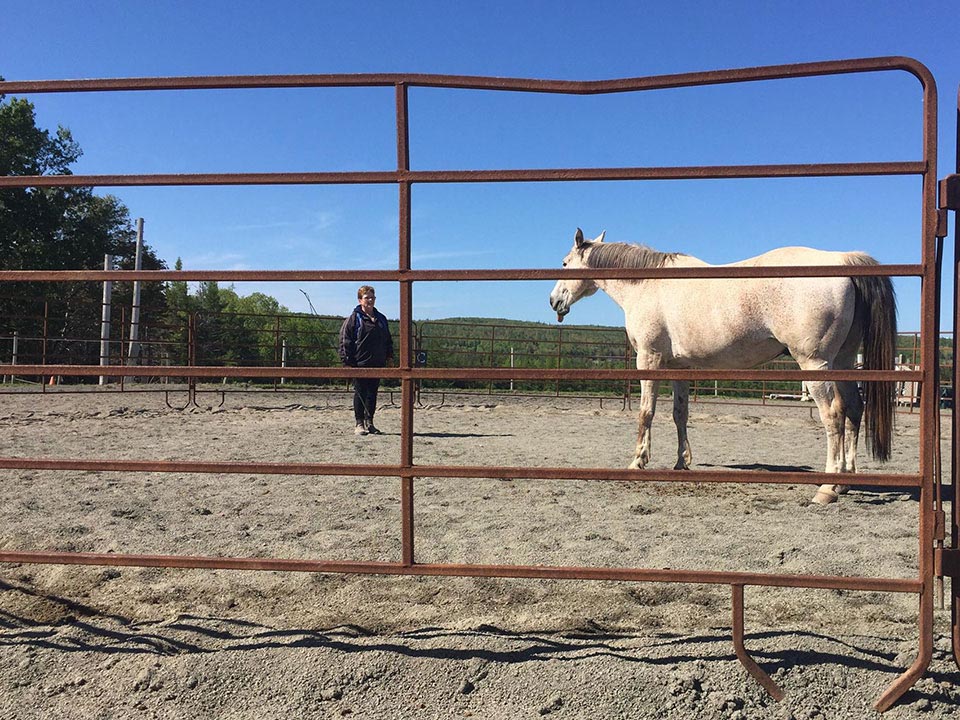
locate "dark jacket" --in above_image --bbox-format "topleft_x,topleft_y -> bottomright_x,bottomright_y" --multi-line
338,306 -> 393,368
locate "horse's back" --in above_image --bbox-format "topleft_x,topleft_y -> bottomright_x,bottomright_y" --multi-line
648,247 -> 864,368
727,246 -> 874,268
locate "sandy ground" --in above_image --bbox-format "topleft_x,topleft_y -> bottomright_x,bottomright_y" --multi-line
0,386 -> 957,719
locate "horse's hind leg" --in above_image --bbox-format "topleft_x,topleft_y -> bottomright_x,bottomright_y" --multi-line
629,379 -> 660,469
838,378 -> 863,477
833,340 -> 865,490
672,380 -> 692,470
802,373 -> 847,504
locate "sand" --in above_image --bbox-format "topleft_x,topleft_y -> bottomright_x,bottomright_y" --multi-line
0,386 -> 957,719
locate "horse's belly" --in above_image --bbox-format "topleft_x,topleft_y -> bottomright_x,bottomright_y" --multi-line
668,333 -> 785,369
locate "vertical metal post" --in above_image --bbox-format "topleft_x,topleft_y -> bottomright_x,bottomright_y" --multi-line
8,331 -> 17,383
274,315 -> 282,390
732,585 -> 784,700
397,82 -> 415,567
950,86 -> 960,672
119,305 -> 127,391
875,69 -> 939,713
556,326 -> 563,397
187,311 -> 197,407
99,254 -> 114,385
41,300 -> 48,380
127,218 -> 144,366
489,324 -> 495,395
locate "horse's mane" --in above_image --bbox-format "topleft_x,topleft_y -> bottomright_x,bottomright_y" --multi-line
585,242 -> 680,269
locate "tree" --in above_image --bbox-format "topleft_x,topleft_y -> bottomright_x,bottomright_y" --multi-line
192,281 -> 228,365
0,92 -> 167,370
221,290 -> 291,366
160,257 -> 191,366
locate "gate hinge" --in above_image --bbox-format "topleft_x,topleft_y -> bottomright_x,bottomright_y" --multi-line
940,174 -> 960,211
934,509 -> 946,541
936,547 -> 960,579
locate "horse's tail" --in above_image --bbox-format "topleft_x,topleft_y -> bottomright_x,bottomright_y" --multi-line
845,253 -> 897,462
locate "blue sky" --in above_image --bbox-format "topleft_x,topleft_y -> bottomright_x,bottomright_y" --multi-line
2,1 -> 959,331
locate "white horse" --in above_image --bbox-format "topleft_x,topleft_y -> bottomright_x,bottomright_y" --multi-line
549,229 -> 896,504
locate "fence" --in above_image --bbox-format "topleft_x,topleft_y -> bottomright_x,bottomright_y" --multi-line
0,58 -> 951,711
3,299 -> 953,410
943,83 -> 960,674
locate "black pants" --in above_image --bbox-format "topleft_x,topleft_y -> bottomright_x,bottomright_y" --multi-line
353,377 -> 381,425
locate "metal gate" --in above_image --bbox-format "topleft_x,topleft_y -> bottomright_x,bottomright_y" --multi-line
0,58 -> 954,711
943,83 -> 960,675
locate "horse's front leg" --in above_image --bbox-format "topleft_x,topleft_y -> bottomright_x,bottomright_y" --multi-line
629,379 -> 660,469
672,380 -> 692,470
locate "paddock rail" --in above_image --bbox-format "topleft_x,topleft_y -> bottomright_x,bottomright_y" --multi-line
0,57 -> 947,711
943,82 -> 960,672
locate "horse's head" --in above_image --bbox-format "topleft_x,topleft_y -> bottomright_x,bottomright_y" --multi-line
549,228 -> 605,322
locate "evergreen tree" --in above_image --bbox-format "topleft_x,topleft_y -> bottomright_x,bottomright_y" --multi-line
160,257 -> 191,366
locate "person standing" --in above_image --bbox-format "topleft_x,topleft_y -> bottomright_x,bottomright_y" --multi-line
338,285 -> 393,435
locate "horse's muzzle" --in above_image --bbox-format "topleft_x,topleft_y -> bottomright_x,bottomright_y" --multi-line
549,288 -> 569,322
550,297 -> 569,323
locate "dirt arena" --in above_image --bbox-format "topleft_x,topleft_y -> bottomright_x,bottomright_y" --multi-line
0,386 -> 957,719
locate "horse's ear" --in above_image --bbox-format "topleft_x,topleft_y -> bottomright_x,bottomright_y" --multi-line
575,228 -> 585,248
596,230 -> 606,243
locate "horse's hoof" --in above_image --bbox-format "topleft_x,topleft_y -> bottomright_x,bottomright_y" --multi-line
628,458 -> 643,470
673,461 -> 690,471
811,489 -> 839,505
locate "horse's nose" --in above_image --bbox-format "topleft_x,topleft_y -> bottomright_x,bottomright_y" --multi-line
549,287 -> 569,321
549,285 -> 564,309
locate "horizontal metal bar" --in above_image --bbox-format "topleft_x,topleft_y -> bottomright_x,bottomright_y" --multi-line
0,162 -> 925,189
0,456 -> 921,488
0,172 -> 396,188
0,550 -> 921,593
407,164 -> 925,182
0,264 -> 924,282
0,56 -> 931,95
6,365 -> 922,382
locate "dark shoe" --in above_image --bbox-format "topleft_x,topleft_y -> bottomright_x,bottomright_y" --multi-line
365,422 -> 382,435
354,424 -> 369,436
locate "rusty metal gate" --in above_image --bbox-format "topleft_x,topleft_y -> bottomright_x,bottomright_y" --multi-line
944,83 -> 960,677
0,58 -> 954,711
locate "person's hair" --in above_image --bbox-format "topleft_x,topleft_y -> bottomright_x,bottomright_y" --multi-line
357,285 -> 376,300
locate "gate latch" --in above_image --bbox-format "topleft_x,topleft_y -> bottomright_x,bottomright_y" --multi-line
941,174 -> 960,211
936,547 -> 960,579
